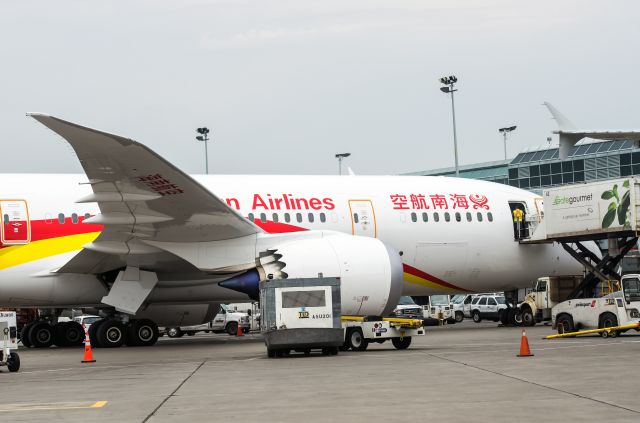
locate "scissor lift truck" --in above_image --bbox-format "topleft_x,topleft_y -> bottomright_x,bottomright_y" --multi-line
0,311 -> 20,372
260,277 -> 344,357
550,274 -> 640,337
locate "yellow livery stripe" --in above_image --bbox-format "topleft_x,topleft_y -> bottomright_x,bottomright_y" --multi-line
0,233 -> 100,270
403,272 -> 459,293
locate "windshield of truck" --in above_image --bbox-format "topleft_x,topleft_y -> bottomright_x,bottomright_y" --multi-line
451,295 -> 465,304
623,278 -> 640,302
82,316 -> 100,325
430,295 -> 449,305
496,297 -> 506,304
398,296 -> 416,305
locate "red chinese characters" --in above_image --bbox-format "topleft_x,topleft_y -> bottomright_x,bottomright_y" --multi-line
390,193 -> 490,210
390,194 -> 409,210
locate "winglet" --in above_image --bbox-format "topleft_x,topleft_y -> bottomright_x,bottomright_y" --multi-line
543,102 -> 576,130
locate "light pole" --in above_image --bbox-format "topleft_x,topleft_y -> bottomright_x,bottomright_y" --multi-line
439,75 -> 460,177
335,153 -> 351,175
196,127 -> 210,174
499,126 -> 517,160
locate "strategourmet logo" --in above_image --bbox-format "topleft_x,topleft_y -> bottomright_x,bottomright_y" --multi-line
552,193 -> 593,206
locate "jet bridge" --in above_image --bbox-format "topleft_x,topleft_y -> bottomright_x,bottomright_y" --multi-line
520,177 -> 640,298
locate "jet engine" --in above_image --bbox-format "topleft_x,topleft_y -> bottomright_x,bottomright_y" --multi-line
257,233 -> 404,316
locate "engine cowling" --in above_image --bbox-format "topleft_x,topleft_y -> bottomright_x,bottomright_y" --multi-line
260,233 -> 404,316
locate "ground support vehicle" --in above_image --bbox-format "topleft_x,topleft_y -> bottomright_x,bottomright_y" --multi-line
260,277 -> 344,358
551,274 -> 640,335
0,311 -> 20,372
451,294 -> 476,322
399,295 -> 453,325
546,322 -> 640,339
518,276 -> 583,326
341,316 -> 424,351
469,294 -> 507,323
165,304 -> 250,338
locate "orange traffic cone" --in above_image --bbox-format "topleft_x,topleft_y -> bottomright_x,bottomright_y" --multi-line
236,323 -> 244,337
81,324 -> 96,363
517,329 -> 534,357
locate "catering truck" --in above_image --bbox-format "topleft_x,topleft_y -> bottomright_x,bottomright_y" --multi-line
518,276 -> 583,326
551,274 -> 640,335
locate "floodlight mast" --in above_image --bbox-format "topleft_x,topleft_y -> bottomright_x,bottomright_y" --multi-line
335,153 -> 351,175
498,125 -> 517,160
196,127 -> 210,174
439,75 -> 460,176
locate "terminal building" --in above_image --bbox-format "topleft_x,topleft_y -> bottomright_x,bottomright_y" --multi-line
404,139 -> 640,194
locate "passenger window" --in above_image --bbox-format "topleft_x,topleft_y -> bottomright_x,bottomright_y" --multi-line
464,296 -> 472,304
58,213 -> 65,224
272,213 -> 279,223
466,212 -> 472,222
433,212 -> 440,222
479,297 -> 487,305
471,297 -> 479,305
248,213 -> 254,222
260,213 -> 267,223
71,213 -> 79,224
455,212 -> 461,222
84,213 -> 91,221
444,212 -> 451,222
320,213 -> 326,223
284,213 -> 291,223
296,213 -> 302,223
411,212 -> 417,222
477,212 -> 483,222
308,213 -> 314,223
487,212 -> 494,222
353,213 -> 359,223
488,298 -> 497,306
422,212 -> 428,222
3,214 -> 8,224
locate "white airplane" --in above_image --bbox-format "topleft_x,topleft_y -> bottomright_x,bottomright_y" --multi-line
0,114 -> 581,348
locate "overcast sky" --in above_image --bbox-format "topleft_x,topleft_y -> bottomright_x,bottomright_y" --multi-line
2,0 -> 639,175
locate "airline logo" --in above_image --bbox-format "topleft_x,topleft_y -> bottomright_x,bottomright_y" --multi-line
389,193 -> 490,210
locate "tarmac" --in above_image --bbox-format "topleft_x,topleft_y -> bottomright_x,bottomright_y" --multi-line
2,321 -> 640,422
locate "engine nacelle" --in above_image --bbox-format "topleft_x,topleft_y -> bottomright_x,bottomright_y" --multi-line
261,233 -> 404,316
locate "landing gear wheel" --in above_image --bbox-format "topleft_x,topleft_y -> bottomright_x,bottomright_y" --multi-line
20,322 -> 35,348
54,322 -> 70,347
392,337 -> 412,350
30,322 -> 54,348
127,319 -> 159,347
226,322 -> 238,336
472,311 -> 482,323
88,319 -> 106,348
455,311 -> 464,323
7,352 -> 20,372
346,328 -> 369,351
65,321 -> 85,346
97,320 -> 126,348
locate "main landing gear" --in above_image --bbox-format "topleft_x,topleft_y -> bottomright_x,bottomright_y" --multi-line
20,318 -> 159,348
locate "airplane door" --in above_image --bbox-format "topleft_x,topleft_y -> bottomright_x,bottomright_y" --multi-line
0,200 -> 31,245
348,200 -> 376,237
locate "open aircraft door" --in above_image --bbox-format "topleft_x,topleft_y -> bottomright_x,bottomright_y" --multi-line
1,200 -> 31,245
348,200 -> 377,238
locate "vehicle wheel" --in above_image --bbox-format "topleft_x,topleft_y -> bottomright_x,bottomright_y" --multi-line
447,318 -> 457,324
521,308 -> 536,327
339,344 -> 350,351
472,311 -> 482,323
346,328 -> 369,351
392,337 -> 412,350
186,331 -> 196,336
30,321 -> 54,348
167,327 -> 182,338
304,350 -> 311,356
226,321 -> 238,336
267,348 -> 276,358
127,319 -> 159,347
556,314 -> 575,334
599,313 -> 618,329
455,311 -> 464,323
321,348 -> 330,355
7,352 -> 20,372
508,308 -> 523,326
330,347 -> 338,355
97,320 -> 126,348
20,322 -> 35,348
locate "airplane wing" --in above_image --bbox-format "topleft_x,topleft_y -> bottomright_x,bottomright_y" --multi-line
29,114 -> 262,275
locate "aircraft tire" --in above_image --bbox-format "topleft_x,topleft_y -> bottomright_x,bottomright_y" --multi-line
97,320 -> 126,348
127,319 -> 159,347
20,322 -> 35,348
88,319 -> 106,348
30,321 -> 55,348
